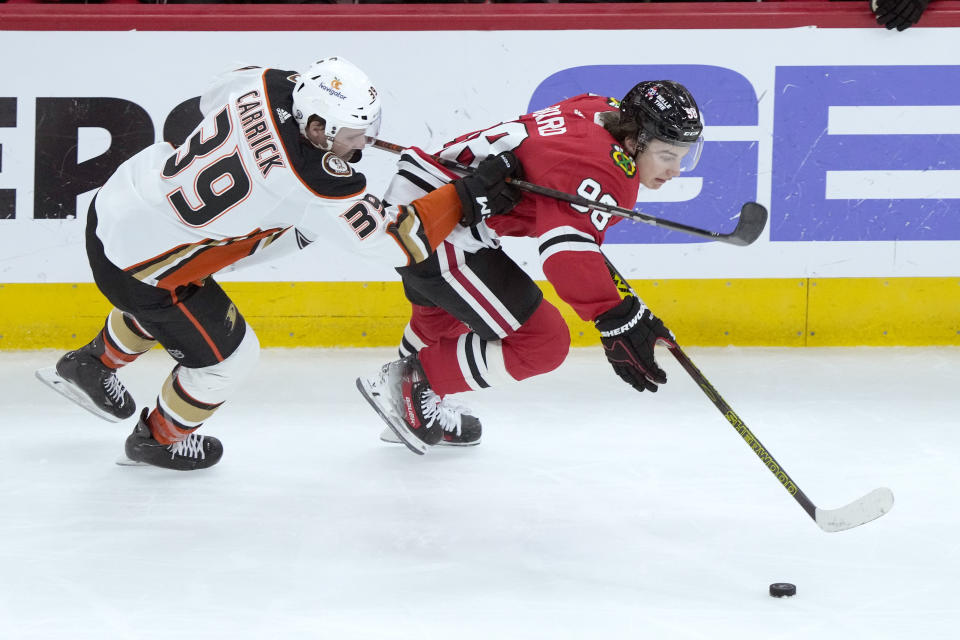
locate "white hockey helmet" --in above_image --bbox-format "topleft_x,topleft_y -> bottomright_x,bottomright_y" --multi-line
292,56 -> 381,151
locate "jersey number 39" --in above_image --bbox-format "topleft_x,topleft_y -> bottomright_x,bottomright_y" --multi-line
161,107 -> 252,228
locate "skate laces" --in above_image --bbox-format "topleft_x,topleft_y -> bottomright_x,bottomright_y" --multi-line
102,374 -> 128,407
419,389 -> 462,435
167,433 -> 207,460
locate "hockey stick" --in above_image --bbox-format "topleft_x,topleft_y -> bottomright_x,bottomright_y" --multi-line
372,138 -> 767,246
603,257 -> 895,533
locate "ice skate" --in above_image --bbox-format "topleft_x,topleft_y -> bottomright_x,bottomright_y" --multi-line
379,392 -> 482,447
119,409 -> 223,470
356,355 -> 444,455
35,335 -> 136,423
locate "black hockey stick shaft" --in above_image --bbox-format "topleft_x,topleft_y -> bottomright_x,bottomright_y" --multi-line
372,138 -> 768,247
663,342 -> 818,520
602,256 -> 819,522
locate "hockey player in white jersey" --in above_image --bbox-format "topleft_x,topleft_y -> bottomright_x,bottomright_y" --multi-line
35,57 -> 522,470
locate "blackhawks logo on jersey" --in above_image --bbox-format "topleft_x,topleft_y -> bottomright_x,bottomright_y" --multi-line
610,144 -> 636,178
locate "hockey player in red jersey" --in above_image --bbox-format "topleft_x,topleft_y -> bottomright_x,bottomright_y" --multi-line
357,80 -> 704,455
35,57 -> 521,470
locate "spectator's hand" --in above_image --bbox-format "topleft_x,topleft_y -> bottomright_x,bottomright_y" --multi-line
871,0 -> 930,31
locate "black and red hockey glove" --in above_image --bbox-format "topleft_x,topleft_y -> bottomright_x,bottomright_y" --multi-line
595,296 -> 674,393
453,151 -> 523,227
871,0 -> 930,31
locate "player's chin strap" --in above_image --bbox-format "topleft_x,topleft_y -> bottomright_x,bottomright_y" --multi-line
372,138 -> 767,247
603,253 -> 895,533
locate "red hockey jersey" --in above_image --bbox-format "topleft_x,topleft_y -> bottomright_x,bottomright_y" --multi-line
434,94 -> 641,321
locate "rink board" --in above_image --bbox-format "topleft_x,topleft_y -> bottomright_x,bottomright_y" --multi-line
4,277 -> 959,349
3,4 -> 960,348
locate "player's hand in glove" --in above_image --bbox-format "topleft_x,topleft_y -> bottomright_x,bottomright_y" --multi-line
453,151 -> 523,227
595,296 -> 674,393
871,0 -> 930,31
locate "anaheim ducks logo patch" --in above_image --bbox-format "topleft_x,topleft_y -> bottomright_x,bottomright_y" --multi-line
224,303 -> 239,333
610,144 -> 637,178
321,152 -> 353,177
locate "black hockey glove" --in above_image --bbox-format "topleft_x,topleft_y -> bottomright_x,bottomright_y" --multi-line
453,151 -> 523,227
595,296 -> 674,393
871,0 -> 930,31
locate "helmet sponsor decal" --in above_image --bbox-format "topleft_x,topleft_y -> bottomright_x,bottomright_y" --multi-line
610,144 -> 637,178
652,94 -> 672,112
322,152 -> 353,177
320,83 -> 347,101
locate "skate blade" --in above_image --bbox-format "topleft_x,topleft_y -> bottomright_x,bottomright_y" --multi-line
35,367 -> 128,424
379,427 -> 481,447
355,377 -> 426,455
379,427 -> 402,444
116,456 -> 151,467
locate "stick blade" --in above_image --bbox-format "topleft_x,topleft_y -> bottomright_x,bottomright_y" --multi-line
725,202 -> 768,246
815,487 -> 895,532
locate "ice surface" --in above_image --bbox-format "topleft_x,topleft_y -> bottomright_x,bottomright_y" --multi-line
1,347 -> 958,639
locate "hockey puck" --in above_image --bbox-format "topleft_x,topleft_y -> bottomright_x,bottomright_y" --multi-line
769,583 -> 796,598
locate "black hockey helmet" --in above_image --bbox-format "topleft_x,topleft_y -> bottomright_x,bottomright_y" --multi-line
619,80 -> 704,171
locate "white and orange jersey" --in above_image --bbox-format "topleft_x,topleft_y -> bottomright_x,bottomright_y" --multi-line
93,66 -> 410,291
